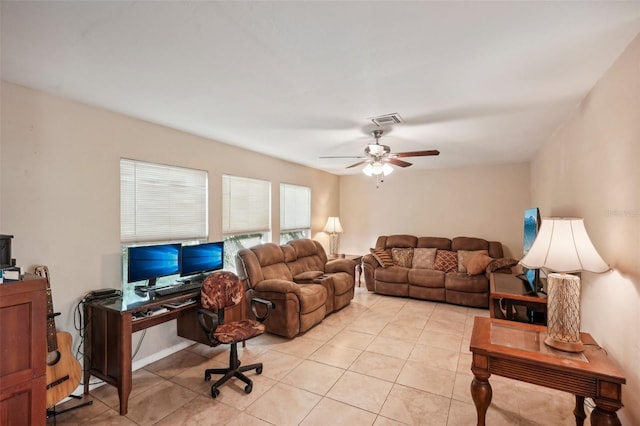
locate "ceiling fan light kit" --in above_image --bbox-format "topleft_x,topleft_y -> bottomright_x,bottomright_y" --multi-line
319,117 -> 440,186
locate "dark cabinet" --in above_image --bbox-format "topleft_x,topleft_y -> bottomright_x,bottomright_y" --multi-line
0,275 -> 47,426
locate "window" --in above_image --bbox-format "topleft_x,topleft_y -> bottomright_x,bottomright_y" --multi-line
222,175 -> 271,270
280,183 -> 311,244
120,159 -> 208,286
121,159 -> 208,243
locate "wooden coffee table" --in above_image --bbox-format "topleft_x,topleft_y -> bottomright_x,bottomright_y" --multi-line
470,317 -> 625,426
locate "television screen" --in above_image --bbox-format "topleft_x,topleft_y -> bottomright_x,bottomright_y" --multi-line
181,241 -> 224,277
127,243 -> 182,285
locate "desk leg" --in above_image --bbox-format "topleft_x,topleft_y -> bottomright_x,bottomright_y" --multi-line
471,374 -> 492,426
574,395 -> 586,426
117,314 -> 133,416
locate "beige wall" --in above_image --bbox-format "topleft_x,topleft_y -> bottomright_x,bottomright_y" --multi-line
339,163 -> 531,258
531,34 -> 640,423
0,82 -> 339,360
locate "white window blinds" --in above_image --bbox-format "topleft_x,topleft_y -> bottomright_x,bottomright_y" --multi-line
280,183 -> 311,231
120,159 -> 208,243
222,175 -> 271,235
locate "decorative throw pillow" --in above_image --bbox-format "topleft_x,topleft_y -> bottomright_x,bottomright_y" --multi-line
370,248 -> 394,268
392,248 -> 414,268
486,258 -> 519,274
457,250 -> 489,273
412,247 -> 437,269
433,250 -> 458,273
466,253 -> 494,275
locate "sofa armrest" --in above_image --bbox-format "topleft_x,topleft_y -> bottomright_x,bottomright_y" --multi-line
325,259 -> 356,275
253,279 -> 301,295
362,253 -> 379,269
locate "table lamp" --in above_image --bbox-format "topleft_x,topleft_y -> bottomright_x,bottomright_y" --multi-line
323,217 -> 343,258
520,218 -> 610,352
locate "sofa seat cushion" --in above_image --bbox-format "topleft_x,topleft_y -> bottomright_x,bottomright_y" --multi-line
408,269 -> 445,288
375,266 -> 409,283
296,284 -> 327,314
445,272 -> 488,293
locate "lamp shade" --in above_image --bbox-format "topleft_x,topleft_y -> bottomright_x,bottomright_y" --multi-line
323,217 -> 343,234
520,218 -> 610,273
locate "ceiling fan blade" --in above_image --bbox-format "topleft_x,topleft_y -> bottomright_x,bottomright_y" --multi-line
346,160 -> 370,169
319,155 -> 365,159
394,150 -> 440,158
386,158 -> 412,168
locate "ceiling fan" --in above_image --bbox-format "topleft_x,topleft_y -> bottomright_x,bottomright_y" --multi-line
321,129 -> 440,176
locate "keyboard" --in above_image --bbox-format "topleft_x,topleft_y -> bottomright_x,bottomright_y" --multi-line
151,280 -> 203,297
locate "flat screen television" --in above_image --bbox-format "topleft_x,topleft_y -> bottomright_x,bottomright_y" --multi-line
180,241 -> 224,280
127,243 -> 182,288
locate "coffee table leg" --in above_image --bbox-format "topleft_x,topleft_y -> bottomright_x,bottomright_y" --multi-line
574,395 -> 586,426
471,374 -> 492,426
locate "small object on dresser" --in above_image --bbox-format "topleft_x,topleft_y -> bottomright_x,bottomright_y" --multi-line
0,266 -> 21,282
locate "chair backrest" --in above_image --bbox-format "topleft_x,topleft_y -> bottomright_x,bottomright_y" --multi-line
201,271 -> 243,311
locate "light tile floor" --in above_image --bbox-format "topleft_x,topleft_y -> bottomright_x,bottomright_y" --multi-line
48,287 -> 588,425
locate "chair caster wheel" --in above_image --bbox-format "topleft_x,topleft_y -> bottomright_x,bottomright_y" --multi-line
244,383 -> 253,394
204,373 -> 211,381
211,388 -> 220,398
256,366 -> 263,374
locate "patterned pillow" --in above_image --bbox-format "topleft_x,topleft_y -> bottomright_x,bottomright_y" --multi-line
466,253 -> 494,275
457,250 -> 488,273
433,250 -> 458,273
412,248 -> 437,269
486,258 -> 519,274
370,248 -> 394,268
392,248 -> 414,268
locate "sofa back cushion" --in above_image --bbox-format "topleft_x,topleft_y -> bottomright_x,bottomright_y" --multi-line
416,237 -> 451,250
385,235 -> 418,248
452,237 -> 504,259
236,243 -> 292,288
286,239 -> 327,277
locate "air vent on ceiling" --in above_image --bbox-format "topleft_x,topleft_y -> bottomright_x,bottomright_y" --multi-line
370,113 -> 403,127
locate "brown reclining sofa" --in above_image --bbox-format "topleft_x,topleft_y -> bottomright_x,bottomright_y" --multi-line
236,238 -> 356,338
362,235 -> 515,308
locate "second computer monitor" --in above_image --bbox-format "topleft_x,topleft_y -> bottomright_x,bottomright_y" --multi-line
180,241 -> 224,278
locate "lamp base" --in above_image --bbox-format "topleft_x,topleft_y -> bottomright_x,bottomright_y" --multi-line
544,336 -> 585,353
544,273 -> 584,353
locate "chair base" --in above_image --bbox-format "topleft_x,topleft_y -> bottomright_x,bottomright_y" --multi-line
204,342 -> 263,398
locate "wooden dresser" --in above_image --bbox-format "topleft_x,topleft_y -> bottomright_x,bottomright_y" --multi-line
0,275 -> 47,426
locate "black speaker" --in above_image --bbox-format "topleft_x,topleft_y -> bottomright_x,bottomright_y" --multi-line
0,235 -> 13,267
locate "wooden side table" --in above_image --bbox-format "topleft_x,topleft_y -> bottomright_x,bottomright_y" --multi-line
470,317 -> 625,426
341,254 -> 363,286
490,273 -> 547,324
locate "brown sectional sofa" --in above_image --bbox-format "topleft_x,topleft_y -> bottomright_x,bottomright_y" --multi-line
236,238 -> 356,338
362,235 -> 509,308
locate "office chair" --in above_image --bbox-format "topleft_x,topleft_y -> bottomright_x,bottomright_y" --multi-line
197,271 -> 273,398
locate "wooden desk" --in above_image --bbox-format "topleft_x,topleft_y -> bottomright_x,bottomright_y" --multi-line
489,273 -> 547,324
470,317 -> 625,426
83,287 -> 243,415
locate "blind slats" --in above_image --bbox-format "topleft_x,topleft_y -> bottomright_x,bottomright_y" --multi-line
121,159 -> 208,243
222,175 -> 271,235
280,183 -> 311,231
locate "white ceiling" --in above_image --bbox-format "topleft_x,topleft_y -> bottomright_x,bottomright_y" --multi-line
2,1 -> 640,175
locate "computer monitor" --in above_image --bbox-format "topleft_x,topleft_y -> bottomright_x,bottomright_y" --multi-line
180,241 -> 224,280
127,243 -> 182,288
